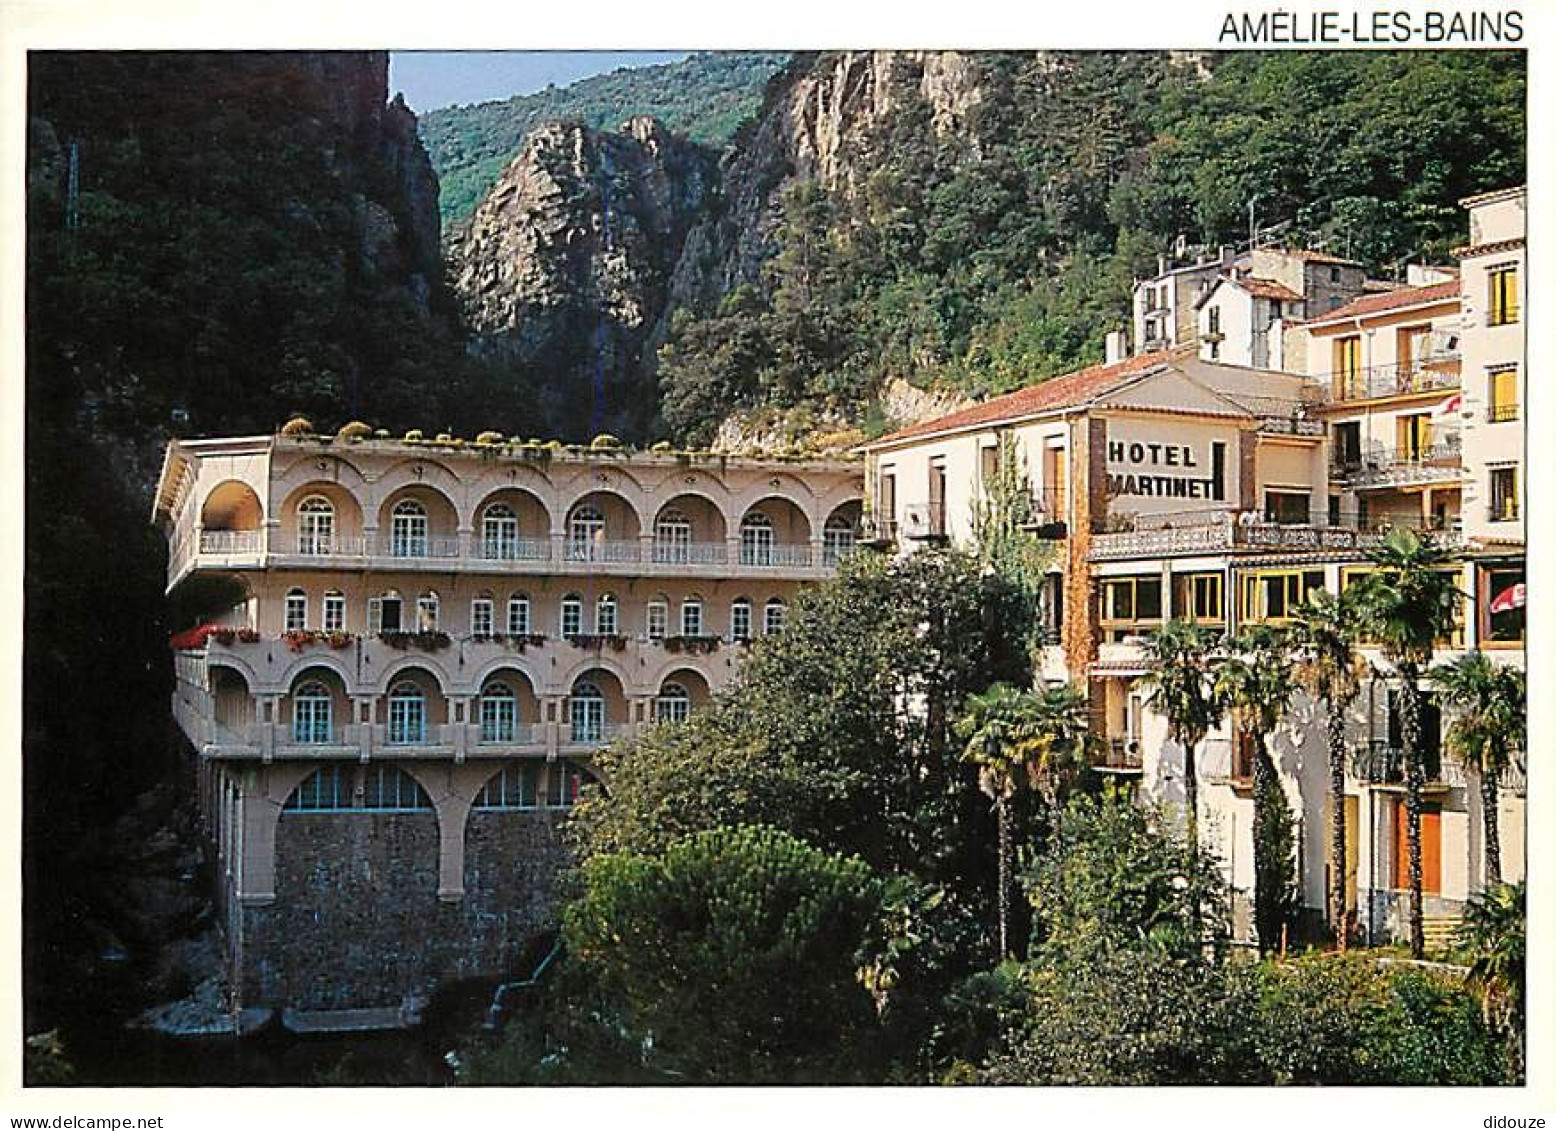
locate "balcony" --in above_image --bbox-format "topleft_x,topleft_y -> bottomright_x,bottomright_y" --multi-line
1326,362 -> 1460,404
1332,436 -> 1462,489
1093,737 -> 1144,773
1088,508 -> 1466,561
1349,740 -> 1461,791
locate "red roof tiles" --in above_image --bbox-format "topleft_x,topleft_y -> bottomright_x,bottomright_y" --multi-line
1237,277 -> 1304,303
1306,280 -> 1459,326
867,349 -> 1180,448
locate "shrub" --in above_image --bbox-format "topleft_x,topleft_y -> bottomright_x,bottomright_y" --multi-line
280,416 -> 313,436
336,420 -> 372,441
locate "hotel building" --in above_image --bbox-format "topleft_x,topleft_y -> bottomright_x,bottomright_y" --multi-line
861,188 -> 1525,945
153,432 -> 863,1022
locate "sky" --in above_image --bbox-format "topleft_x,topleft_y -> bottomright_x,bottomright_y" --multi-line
388,51 -> 693,113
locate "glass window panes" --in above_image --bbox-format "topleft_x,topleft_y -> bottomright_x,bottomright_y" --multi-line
561,595 -> 583,638
597,594 -> 618,636
417,591 -> 439,631
362,765 -> 431,810
482,504 -> 518,559
391,499 -> 428,557
298,496 -> 334,554
568,506 -> 604,561
545,760 -> 587,808
741,512 -> 774,566
475,764 -> 538,810
285,589 -> 307,631
647,599 -> 668,640
570,681 -> 604,743
387,681 -> 426,745
730,598 -> 752,640
322,591 -> 345,632
471,598 -> 494,637
655,682 -> 691,724
479,681 -> 518,743
764,598 -> 787,634
823,517 -> 855,565
284,765 -> 349,811
681,598 -> 703,637
654,508 -> 691,563
292,680 -> 333,744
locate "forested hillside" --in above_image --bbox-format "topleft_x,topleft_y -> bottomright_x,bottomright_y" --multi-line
652,51 -> 1525,443
418,52 -> 789,231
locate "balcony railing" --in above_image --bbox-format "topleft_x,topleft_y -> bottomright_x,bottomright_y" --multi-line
1326,362 -> 1461,403
198,529 -> 263,554
475,538 -> 552,562
1088,508 -> 1463,560
1331,436 -> 1462,488
1486,403 -> 1520,424
267,535 -> 829,571
1349,740 -> 1463,789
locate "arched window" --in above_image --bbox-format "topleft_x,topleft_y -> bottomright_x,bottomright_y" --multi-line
322,590 -> 346,632
653,507 -> 691,564
482,503 -> 518,560
567,505 -> 605,562
823,515 -> 856,566
646,596 -> 669,640
470,594 -> 495,637
391,498 -> 428,557
362,765 -> 432,811
681,596 -> 704,637
387,680 -> 427,745
545,760 -> 589,809
741,512 -> 775,566
655,681 -> 691,725
284,765 -> 349,811
570,680 -> 605,743
284,587 -> 308,632
475,764 -> 538,810
292,679 -> 333,744
764,597 -> 788,635
297,496 -> 335,555
507,593 -> 531,636
730,597 -> 753,641
560,594 -> 584,639
597,593 -> 619,636
417,590 -> 440,631
479,680 -> 518,744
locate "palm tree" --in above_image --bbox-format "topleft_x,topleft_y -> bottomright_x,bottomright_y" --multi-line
1214,625 -> 1298,953
1457,881 -> 1525,1079
1348,528 -> 1462,958
1290,588 -> 1369,947
1430,651 -> 1525,885
956,681 -> 1091,958
1137,620 -> 1225,856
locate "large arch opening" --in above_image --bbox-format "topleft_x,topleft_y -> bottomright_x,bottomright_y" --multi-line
473,487 -> 552,561
199,481 -> 263,553
378,485 -> 459,559
565,491 -> 641,563
652,494 -> 728,564
740,497 -> 813,567
567,668 -> 628,745
282,665 -> 351,745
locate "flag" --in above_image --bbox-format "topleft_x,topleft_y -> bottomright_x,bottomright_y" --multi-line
1489,582 -> 1525,614
1432,392 -> 1463,419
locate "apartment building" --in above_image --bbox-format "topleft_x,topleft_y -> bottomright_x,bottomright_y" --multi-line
153,429 -> 863,1023
860,188 -> 1525,944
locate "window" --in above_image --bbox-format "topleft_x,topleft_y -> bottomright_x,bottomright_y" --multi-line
1102,576 -> 1162,624
297,496 -> 334,555
570,681 -> 605,743
1332,421 -> 1362,468
475,764 -> 538,810
1334,336 -> 1362,398
285,588 -> 308,632
292,680 -> 333,744
567,505 -> 605,562
387,681 -> 427,745
417,590 -> 440,631
322,590 -> 345,632
368,590 -> 402,634
1329,266 -> 1342,284
1207,305 -> 1221,334
391,499 -> 428,557
506,593 -> 531,636
482,504 -> 518,559
655,682 -> 691,725
479,681 -> 518,743
730,597 -> 752,641
741,512 -> 775,566
362,765 -> 432,811
471,596 -> 494,637
544,760 -> 588,809
1264,491 -> 1311,525
764,597 -> 787,635
561,594 -> 584,639
596,593 -> 619,636
1397,325 -> 1431,379
878,472 -> 896,531
1206,305 -> 1221,360
1172,572 -> 1224,623
681,597 -> 704,637
653,508 -> 691,564
1241,570 -> 1325,623
283,766 -> 349,811
822,516 -> 855,566
646,597 -> 668,641
1483,565 -> 1525,644
1488,264 -> 1519,326
1397,414 -> 1432,462
1489,467 -> 1519,522
1488,367 -> 1519,423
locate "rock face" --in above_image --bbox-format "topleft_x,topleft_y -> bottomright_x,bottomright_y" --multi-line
665,51 -> 987,315
450,116 -> 717,439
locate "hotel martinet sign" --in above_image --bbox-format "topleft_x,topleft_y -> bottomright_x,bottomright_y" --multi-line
1106,438 -> 1223,500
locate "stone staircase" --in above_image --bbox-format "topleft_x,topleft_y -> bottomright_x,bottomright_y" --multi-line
1422,913 -> 1463,953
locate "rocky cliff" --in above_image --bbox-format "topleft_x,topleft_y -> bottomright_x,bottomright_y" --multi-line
449,116 -> 717,439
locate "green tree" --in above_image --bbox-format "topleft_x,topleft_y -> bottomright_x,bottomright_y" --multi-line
1430,651 -> 1525,884
969,431 -> 1056,664
955,681 -> 1090,958
1349,529 -> 1462,958
1214,625 -> 1298,953
1290,587 -> 1369,945
1137,620 -> 1225,863
562,824 -> 888,1083
1457,881 -> 1525,1080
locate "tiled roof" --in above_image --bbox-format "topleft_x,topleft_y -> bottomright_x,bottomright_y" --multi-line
1238,277 -> 1304,303
865,349 -> 1181,448
1459,185 -> 1524,208
1280,248 -> 1360,265
1453,237 -> 1524,260
1305,280 -> 1460,327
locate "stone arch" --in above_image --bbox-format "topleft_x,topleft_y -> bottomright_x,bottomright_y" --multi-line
653,492 -> 729,547
658,666 -> 713,712
557,465 -> 653,532
371,457 -> 469,508
277,480 -> 367,549
272,451 -> 370,497
471,665 -> 542,740
377,481 -> 460,551
280,664 -> 351,739
200,479 -> 264,532
740,496 -> 814,563
276,651 -> 355,695
470,485 -> 553,549
206,655 -> 260,694
565,665 -> 629,742
563,488 -> 644,544
372,655 -> 455,697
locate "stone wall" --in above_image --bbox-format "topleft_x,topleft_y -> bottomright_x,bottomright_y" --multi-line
238,806 -> 568,1012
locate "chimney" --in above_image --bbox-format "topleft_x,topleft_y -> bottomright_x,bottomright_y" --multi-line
1157,255 -> 1168,277
1105,329 -> 1128,364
